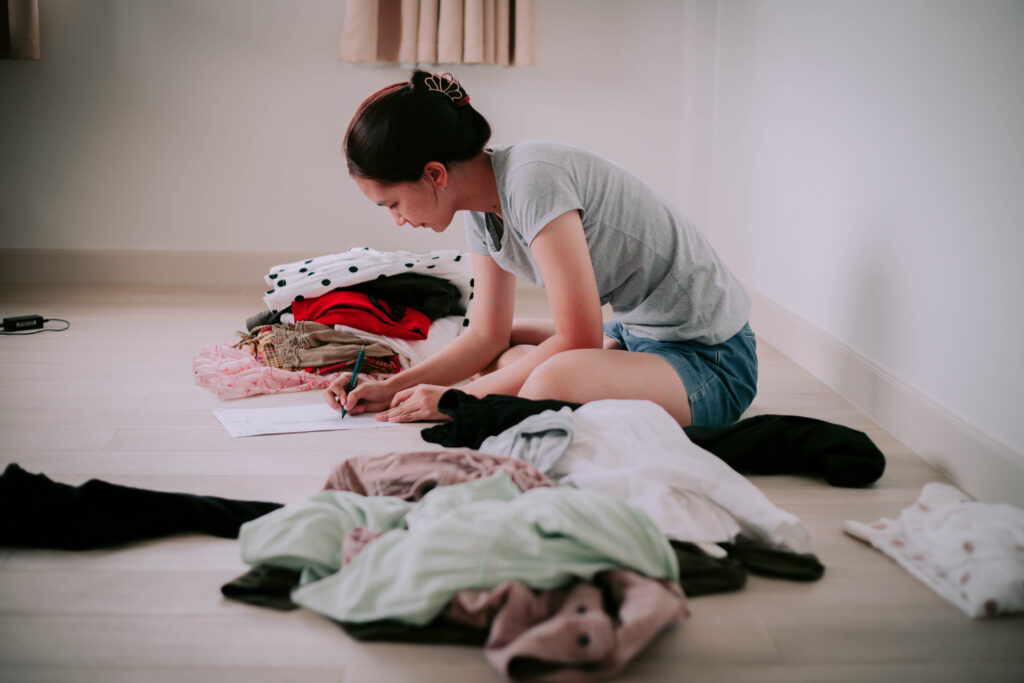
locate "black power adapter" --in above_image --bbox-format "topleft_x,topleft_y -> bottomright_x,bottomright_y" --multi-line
3,315 -> 45,332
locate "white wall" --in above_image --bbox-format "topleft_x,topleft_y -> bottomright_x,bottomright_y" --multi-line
702,1 -> 1024,463
0,0 -> 686,256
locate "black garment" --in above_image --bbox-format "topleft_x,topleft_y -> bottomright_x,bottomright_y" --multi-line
671,538 -> 824,596
718,536 -> 825,581
420,390 -> 581,450
0,463 -> 283,549
421,391 -> 885,487
684,415 -> 886,487
218,564 -> 495,644
221,565 -> 303,611
245,308 -> 288,332
340,273 -> 465,321
341,618 -> 488,645
671,541 -> 748,596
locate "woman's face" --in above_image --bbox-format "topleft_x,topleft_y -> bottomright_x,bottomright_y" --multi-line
354,176 -> 453,233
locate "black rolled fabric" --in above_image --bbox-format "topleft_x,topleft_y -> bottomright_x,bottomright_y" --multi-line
221,565 -> 303,611
720,536 -> 826,582
340,619 -> 488,645
684,414 -> 886,487
421,390 -> 582,450
670,541 -> 748,596
0,463 -> 283,549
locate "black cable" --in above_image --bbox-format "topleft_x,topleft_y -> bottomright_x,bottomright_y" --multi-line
0,318 -> 71,336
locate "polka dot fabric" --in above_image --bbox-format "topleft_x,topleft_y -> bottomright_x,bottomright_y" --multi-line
262,247 -> 473,327
844,483 -> 1024,618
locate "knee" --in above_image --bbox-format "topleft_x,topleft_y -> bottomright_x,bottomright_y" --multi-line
475,344 -> 533,379
519,352 -> 583,402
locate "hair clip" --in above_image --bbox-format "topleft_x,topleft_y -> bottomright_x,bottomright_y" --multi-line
424,72 -> 467,106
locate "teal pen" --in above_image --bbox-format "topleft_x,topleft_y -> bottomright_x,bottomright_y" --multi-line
340,346 -> 366,419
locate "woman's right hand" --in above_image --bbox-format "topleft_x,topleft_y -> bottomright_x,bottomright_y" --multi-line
323,374 -> 396,415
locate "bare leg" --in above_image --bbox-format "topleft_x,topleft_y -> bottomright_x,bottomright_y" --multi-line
475,344 -> 534,377
509,318 -> 557,346
518,348 -> 693,427
479,318 -> 620,377
475,319 -> 555,377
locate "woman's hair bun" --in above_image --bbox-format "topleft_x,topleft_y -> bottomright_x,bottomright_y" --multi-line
344,70 -> 491,183
411,70 -> 470,107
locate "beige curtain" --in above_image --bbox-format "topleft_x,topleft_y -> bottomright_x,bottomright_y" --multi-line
1,0 -> 39,59
340,0 -> 535,66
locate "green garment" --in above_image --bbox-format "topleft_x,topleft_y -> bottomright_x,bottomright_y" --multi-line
239,474 -> 679,625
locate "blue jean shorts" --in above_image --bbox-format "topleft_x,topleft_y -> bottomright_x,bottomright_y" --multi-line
602,321 -> 758,427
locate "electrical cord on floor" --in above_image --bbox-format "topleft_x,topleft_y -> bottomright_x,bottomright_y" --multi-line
0,317 -> 71,335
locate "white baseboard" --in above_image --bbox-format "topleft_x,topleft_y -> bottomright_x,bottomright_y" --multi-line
748,286 -> 1024,506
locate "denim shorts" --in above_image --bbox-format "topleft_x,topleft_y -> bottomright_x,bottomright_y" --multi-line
602,321 -> 758,427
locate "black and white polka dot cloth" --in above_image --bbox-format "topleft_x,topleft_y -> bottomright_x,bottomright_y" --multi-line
263,247 -> 474,326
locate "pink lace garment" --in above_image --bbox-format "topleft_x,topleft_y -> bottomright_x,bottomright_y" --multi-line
193,341 -> 342,400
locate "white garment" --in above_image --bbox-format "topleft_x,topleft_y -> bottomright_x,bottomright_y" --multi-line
479,399 -> 811,556
262,247 -> 473,318
845,483 -> 1024,618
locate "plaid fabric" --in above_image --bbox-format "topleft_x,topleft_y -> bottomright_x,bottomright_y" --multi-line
255,326 -> 286,369
307,355 -> 401,376
233,326 -> 286,369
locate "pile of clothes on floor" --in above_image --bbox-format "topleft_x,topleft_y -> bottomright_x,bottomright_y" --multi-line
63,246 -> 1011,677
1,388 -> 902,680
194,247 -> 473,399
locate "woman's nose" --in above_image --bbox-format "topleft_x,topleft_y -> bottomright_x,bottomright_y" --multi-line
390,208 -> 406,226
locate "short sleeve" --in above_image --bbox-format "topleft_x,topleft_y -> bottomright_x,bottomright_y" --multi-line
463,211 -> 490,255
504,162 -> 584,245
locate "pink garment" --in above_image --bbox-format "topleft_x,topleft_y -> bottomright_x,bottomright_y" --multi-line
323,449 -> 553,499
193,341 -> 343,400
446,570 -> 688,682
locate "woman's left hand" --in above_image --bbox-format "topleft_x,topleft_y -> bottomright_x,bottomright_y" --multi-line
376,384 -> 451,423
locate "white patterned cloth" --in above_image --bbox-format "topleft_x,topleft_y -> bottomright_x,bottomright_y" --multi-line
262,247 -> 474,321
845,483 -> 1024,618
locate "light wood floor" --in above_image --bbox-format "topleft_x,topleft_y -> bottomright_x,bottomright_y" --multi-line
0,283 -> 1021,683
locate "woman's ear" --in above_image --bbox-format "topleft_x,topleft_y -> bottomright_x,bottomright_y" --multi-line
423,161 -> 449,191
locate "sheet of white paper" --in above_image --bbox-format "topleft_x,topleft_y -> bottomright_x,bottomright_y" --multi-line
214,403 -> 400,437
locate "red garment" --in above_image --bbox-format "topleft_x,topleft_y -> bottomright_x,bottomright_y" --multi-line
291,291 -> 430,340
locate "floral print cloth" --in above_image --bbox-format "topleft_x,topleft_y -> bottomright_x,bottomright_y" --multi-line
193,341 -> 342,400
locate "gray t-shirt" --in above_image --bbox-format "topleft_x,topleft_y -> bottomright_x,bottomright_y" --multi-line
464,141 -> 750,345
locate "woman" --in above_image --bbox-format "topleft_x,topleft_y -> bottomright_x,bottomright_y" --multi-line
324,71 -> 756,428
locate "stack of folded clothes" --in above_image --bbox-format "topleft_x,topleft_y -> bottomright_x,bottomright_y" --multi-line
195,247 -> 474,398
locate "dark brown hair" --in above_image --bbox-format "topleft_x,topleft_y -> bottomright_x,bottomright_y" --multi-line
344,70 -> 492,184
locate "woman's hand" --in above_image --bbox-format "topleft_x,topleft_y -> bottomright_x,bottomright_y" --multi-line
323,374 -> 396,415
376,384 -> 451,423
